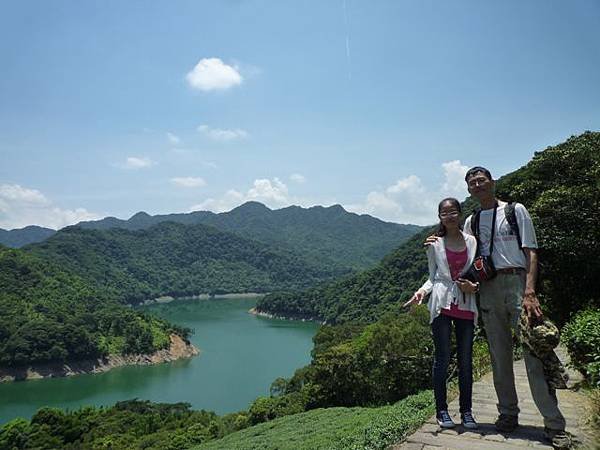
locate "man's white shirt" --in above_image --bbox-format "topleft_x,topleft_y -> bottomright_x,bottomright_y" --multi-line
464,202 -> 537,269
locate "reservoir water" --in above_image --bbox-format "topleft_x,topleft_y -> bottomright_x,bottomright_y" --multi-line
0,296 -> 319,425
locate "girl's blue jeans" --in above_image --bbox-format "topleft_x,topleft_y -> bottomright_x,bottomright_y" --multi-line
431,313 -> 474,414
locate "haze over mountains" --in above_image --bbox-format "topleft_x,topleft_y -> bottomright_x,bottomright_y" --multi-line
0,226 -> 55,248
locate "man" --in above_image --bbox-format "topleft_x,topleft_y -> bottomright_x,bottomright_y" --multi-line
462,166 -> 570,448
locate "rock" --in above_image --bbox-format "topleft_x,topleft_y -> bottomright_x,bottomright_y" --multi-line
0,334 -> 199,382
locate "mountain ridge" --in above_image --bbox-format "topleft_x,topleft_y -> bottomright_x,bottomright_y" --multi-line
6,202 -> 422,271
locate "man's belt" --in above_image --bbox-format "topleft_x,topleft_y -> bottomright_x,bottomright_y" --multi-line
497,267 -> 525,275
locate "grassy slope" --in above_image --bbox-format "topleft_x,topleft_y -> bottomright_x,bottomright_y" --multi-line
195,391 -> 434,450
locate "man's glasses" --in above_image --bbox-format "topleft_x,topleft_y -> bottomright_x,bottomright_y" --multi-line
467,176 -> 489,188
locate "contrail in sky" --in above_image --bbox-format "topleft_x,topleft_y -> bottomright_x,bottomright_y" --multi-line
343,0 -> 351,80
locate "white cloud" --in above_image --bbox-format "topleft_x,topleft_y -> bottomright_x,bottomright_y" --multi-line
0,184 -> 48,204
185,163 -> 468,224
441,160 -> 469,197
290,173 -> 306,183
247,178 -> 289,204
198,124 -> 249,142
189,178 -> 295,213
171,177 -> 207,188
189,189 -> 244,213
346,160 -> 470,225
124,156 -> 155,169
386,175 -> 425,195
202,161 -> 218,169
166,132 -> 181,144
186,58 -> 243,91
0,184 -> 100,230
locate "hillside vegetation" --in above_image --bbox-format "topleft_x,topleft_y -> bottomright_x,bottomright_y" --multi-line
26,221 -> 349,304
195,391 -> 435,450
76,202 -> 422,271
0,246 -> 188,367
2,132 -> 598,448
0,226 -> 55,248
259,131 -> 600,326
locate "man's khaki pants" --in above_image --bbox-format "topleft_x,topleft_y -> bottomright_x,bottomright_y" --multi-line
479,272 -> 566,430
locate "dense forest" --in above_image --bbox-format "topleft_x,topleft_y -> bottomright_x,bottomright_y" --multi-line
1,132 -> 598,449
77,202 -> 422,271
25,222 -> 350,304
0,202 -> 422,272
258,131 -> 600,327
0,246 -> 189,367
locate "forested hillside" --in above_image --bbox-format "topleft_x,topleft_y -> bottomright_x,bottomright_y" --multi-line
0,246 -> 188,367
2,131 -> 598,450
0,226 -> 56,248
255,227 -> 434,323
258,131 -> 600,326
77,202 -> 422,270
25,221 -> 349,304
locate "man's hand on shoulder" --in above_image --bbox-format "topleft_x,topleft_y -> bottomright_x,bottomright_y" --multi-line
424,235 -> 439,247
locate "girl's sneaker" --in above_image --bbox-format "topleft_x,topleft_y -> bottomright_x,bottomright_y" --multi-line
461,411 -> 478,429
436,410 -> 455,428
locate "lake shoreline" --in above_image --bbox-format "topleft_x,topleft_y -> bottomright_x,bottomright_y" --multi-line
141,292 -> 266,306
248,307 -> 326,325
0,334 -> 199,383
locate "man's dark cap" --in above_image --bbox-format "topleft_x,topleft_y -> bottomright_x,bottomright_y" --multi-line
465,166 -> 493,182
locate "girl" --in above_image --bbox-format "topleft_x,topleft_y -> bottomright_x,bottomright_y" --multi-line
405,197 -> 479,429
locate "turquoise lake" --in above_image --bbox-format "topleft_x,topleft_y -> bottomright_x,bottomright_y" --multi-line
0,296 -> 319,425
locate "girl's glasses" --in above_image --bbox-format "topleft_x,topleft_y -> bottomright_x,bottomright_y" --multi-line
439,211 -> 459,218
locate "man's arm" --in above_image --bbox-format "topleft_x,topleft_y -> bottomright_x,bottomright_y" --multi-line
523,247 -> 543,319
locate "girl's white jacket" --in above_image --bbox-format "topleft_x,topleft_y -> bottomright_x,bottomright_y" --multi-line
418,232 -> 479,324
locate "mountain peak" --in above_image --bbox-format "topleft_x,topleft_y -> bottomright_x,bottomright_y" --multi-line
129,211 -> 152,220
230,201 -> 271,213
326,204 -> 347,213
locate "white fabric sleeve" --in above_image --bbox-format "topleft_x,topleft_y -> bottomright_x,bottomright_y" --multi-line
464,215 -> 473,236
418,245 -> 436,295
516,203 -> 538,249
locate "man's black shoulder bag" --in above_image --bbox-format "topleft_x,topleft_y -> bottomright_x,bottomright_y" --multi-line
463,203 -> 498,283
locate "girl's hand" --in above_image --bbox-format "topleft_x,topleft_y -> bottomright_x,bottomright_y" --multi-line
456,278 -> 479,294
403,289 -> 425,308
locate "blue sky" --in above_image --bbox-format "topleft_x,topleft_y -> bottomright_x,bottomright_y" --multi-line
1,0 -> 599,229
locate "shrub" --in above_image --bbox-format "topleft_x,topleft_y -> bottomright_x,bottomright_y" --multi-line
562,309 -> 600,385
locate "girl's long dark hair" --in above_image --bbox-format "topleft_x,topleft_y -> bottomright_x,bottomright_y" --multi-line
436,197 -> 462,237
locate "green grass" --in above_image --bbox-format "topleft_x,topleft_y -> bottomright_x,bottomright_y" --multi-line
194,390 -> 435,450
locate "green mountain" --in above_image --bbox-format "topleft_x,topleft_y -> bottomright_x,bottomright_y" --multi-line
77,202 -> 423,270
0,246 -> 186,367
6,130 -> 597,449
25,221 -> 350,304
0,225 -> 56,248
257,131 -> 600,326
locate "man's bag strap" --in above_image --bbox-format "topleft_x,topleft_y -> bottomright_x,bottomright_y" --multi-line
470,202 -> 498,256
504,202 -> 523,250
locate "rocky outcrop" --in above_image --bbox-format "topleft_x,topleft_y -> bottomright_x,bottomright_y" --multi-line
0,334 -> 199,382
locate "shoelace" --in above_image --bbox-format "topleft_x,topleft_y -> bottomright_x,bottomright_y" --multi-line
462,412 -> 475,423
439,411 -> 452,422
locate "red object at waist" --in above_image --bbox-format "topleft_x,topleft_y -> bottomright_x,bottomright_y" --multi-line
441,303 -> 475,320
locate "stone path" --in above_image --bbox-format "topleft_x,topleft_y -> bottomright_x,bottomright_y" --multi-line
391,348 -> 596,449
